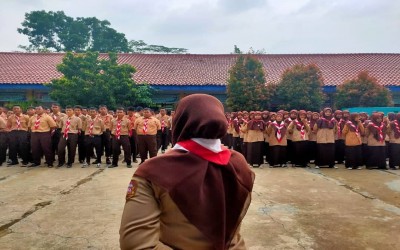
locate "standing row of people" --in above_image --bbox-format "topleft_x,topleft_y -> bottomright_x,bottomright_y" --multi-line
0,104 -> 173,168
222,109 -> 400,170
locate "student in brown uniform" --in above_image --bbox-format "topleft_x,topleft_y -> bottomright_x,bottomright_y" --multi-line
315,108 -> 337,169
388,113 -> 400,170
232,112 -> 242,153
246,111 -> 266,168
365,113 -> 388,169
6,105 -> 30,166
83,108 -> 105,167
120,94 -> 255,249
50,103 -> 66,161
99,105 -> 113,165
134,108 -> 161,164
308,112 -> 319,163
156,108 -> 170,153
0,115 -> 7,166
267,112 -> 288,167
288,110 -> 310,167
57,106 -> 82,168
74,105 -> 87,164
126,107 -> 138,163
334,110 -> 346,165
110,107 -> 132,168
28,106 -> 57,167
285,110 -> 297,164
342,113 -> 365,170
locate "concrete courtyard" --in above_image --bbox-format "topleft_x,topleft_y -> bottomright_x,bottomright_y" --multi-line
1,159 -> 400,249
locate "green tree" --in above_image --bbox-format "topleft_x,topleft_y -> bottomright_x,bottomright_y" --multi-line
274,64 -> 325,111
226,55 -> 270,111
335,71 -> 393,109
18,11 -> 129,52
48,52 -> 153,109
128,40 -> 187,54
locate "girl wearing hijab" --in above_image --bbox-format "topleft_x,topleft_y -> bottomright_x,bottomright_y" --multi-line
285,110 -> 298,164
342,113 -> 365,170
365,112 -> 388,169
267,112 -> 287,167
288,110 -> 310,167
314,108 -> 337,169
245,111 -> 266,168
120,94 -> 255,249
308,112 -> 320,164
388,113 -> 400,170
232,112 -> 242,153
240,112 -> 250,160
360,112 -> 370,166
334,110 -> 345,165
262,111 -> 270,164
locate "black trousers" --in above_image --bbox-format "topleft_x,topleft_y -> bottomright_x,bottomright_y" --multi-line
129,131 -> 137,160
101,129 -> 112,158
31,132 -> 53,165
78,131 -> 86,162
85,135 -> 102,163
335,139 -> 345,163
51,128 -> 61,160
112,135 -> 131,165
58,133 -> 78,165
292,141 -> 309,166
137,135 -> 157,162
345,145 -> 363,168
232,136 -> 242,153
389,143 -> 400,168
8,130 -> 29,164
0,132 -> 7,164
156,130 -> 169,151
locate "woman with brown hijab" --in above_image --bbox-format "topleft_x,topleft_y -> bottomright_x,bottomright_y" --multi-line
267,112 -> 288,167
388,113 -> 400,170
308,112 -> 320,164
314,108 -> 337,169
120,94 -> 255,250
342,113 -> 365,170
365,112 -> 388,169
288,110 -> 310,167
245,111 -> 266,168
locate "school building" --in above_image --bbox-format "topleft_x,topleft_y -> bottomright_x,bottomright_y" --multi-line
0,52 -> 400,108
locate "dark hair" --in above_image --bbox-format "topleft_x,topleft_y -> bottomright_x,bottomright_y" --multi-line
65,106 -> 73,110
135,106 -> 143,112
74,105 -> 83,110
127,106 -> 135,111
116,107 -> 125,111
89,107 -> 97,111
51,103 -> 60,107
99,105 -> 107,109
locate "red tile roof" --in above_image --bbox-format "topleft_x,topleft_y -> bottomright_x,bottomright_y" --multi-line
0,52 -> 399,86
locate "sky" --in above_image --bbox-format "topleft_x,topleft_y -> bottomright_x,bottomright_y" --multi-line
0,0 -> 399,54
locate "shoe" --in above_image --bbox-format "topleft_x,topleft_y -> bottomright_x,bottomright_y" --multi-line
66,164 -> 72,168
82,162 -> 89,168
127,164 -> 132,168
282,164 -> 287,168
108,164 -> 118,168
47,164 -> 54,168
357,167 -> 363,170
259,165 -> 264,169
333,165 -> 338,169
315,166 -> 320,169
92,160 -> 101,164
57,163 -> 65,168
21,161 -> 29,167
347,167 -> 353,170
161,150 -> 165,154
79,160 -> 84,164
7,162 -> 18,166
106,158 -> 111,165
96,163 -> 101,168
28,163 -> 40,168
133,159 -> 138,163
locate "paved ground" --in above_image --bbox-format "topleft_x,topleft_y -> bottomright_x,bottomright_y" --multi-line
0,159 -> 400,250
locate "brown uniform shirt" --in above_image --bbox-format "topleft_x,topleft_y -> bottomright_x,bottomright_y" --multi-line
29,114 -> 57,132
342,122 -> 365,146
0,116 -> 7,132
50,112 -> 67,128
110,117 -> 131,136
134,116 -> 161,135
60,115 -> 82,134
7,114 -> 30,131
99,114 -> 113,130
287,120 -> 310,142
84,116 -> 105,136
78,114 -> 88,131
156,114 -> 170,132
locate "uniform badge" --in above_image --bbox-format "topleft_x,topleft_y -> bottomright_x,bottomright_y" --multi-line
126,179 -> 138,200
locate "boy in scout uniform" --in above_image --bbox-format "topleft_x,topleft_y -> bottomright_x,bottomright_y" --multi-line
7,105 -> 30,166
50,103 -> 66,161
28,106 -> 57,167
134,108 -> 161,164
110,107 -> 132,168
156,108 -> 170,153
57,106 -> 82,168
99,105 -> 113,165
74,105 -> 87,164
83,107 -> 105,167
0,115 -> 7,166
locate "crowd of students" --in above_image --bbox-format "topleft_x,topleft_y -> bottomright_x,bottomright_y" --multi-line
221,109 -> 400,170
0,104 -> 172,168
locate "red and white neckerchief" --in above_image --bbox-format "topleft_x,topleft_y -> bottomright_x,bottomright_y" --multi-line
337,119 -> 344,137
89,117 -> 96,136
294,119 -> 306,140
273,121 -> 285,143
346,121 -> 361,143
15,115 -> 21,130
115,119 -> 122,139
52,113 -> 57,122
63,117 -> 71,140
34,115 -> 41,131
393,120 -> 400,135
369,122 -> 385,143
161,119 -> 166,132
143,118 -> 148,135
321,117 -> 336,124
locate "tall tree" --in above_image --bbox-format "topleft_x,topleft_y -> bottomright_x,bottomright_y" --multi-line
335,71 -> 393,109
274,64 -> 325,111
128,40 -> 187,54
226,55 -> 270,111
48,52 -> 153,108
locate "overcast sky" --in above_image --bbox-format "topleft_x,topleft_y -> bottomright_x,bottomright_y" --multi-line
1,0 -> 399,54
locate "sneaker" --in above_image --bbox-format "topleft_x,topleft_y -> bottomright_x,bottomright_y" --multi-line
82,162 -> 89,168
347,167 -> 353,170
333,165 -> 338,169
282,164 -> 287,168
21,161 -> 29,167
108,164 -> 118,168
7,162 -> 18,167
57,163 -> 65,168
133,159 -> 138,163
315,166 -> 320,169
92,160 -> 101,165
66,164 -> 72,168
96,163 -> 101,168
127,164 -> 132,168
47,164 -> 54,168
28,163 -> 40,168
259,165 -> 264,169
357,166 -> 363,170
106,158 -> 111,165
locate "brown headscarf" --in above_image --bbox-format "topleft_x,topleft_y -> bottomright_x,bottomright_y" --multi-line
135,94 -> 254,249
390,113 -> 400,139
310,112 -> 320,129
347,113 -> 360,132
317,108 -> 336,129
248,111 -> 266,130
367,113 -> 387,142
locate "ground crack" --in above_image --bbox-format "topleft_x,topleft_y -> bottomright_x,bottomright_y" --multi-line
60,169 -> 104,195
0,201 -> 52,238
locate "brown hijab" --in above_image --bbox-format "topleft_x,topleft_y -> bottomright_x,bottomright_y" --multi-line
390,113 -> 400,139
135,94 -> 254,249
368,113 -> 387,142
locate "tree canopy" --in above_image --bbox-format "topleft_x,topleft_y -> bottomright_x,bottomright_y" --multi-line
275,64 -> 325,111
335,71 -> 393,109
48,52 -> 153,109
18,10 -> 187,54
226,55 -> 271,111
